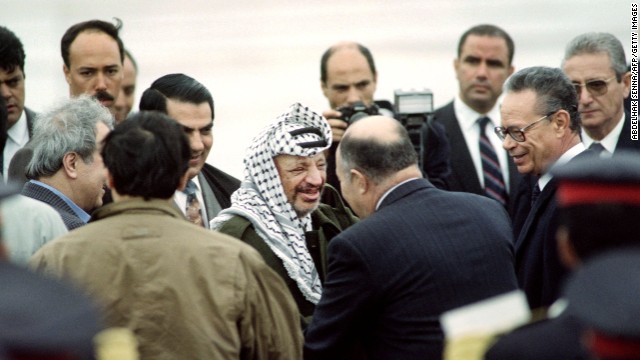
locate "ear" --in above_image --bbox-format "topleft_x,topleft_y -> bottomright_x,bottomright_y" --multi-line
63,64 -> 71,85
350,168 -> 369,195
622,71 -> 631,99
453,58 -> 460,75
507,64 -> 515,77
176,172 -> 189,192
552,109 -> 571,135
106,170 -> 116,190
557,226 -> 580,269
62,152 -> 80,179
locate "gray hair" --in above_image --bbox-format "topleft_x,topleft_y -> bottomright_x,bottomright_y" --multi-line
563,32 -> 627,80
504,66 -> 581,133
26,95 -> 114,179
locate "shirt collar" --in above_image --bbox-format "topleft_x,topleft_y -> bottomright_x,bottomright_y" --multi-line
375,177 -> 420,211
581,110 -> 625,154
29,179 -> 91,223
538,142 -> 586,190
6,110 -> 29,144
454,94 -> 503,131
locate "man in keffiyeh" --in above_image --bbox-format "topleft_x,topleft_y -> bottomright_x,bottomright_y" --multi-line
211,103 -> 357,328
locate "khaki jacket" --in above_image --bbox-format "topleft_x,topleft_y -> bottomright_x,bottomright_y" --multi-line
30,199 -> 302,360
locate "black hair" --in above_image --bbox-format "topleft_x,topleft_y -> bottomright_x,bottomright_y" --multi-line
320,42 -> 376,84
0,26 -> 26,74
139,73 -> 214,119
61,19 -> 124,68
458,24 -> 515,65
101,111 -> 191,200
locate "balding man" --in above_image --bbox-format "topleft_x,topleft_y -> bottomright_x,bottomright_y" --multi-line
319,41 -> 450,193
304,115 -> 517,359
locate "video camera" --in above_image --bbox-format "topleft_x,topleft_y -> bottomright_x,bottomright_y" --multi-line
394,89 -> 434,156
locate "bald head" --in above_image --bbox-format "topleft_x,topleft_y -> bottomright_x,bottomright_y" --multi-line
339,116 -> 420,185
336,116 -> 421,218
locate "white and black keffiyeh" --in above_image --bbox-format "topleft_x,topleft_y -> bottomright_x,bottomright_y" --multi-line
210,103 -> 332,304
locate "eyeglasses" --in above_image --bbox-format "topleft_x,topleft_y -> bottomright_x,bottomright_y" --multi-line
572,76 -> 616,97
494,111 -> 557,142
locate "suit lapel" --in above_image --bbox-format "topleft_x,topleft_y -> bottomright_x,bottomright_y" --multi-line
436,102 -> 482,194
514,179 -> 557,253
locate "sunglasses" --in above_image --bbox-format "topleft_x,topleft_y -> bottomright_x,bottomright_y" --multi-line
494,110 -> 558,142
572,76 -> 616,97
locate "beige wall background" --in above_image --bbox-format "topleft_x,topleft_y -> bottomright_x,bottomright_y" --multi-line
2,0 -> 631,178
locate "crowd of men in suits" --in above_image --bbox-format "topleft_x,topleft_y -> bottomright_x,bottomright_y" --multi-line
0,18 -> 638,359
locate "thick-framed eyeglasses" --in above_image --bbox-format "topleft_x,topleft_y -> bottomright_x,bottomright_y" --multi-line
572,76 -> 616,97
494,111 -> 558,142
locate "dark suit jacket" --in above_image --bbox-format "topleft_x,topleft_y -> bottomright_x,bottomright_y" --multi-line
21,181 -> 86,230
199,163 -> 240,221
304,178 -> 518,360
614,111 -> 640,153
485,311 -> 589,360
2,107 -> 36,179
513,150 -> 596,310
432,101 -> 523,217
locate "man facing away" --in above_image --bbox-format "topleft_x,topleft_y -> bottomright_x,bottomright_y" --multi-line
21,95 -> 113,230
30,111 -> 302,360
562,32 -> 639,155
212,103 -> 357,328
139,73 -> 240,227
304,115 -> 518,359
432,24 -> 522,215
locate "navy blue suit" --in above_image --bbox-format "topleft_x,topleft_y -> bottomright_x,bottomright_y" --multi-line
304,178 -> 518,360
431,102 -> 523,218
21,181 -> 85,230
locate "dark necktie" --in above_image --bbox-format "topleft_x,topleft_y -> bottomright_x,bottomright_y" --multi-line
589,142 -> 606,156
531,182 -> 541,207
478,116 -> 507,206
184,180 -> 204,227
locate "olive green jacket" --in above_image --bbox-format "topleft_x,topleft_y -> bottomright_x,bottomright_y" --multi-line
217,185 -> 358,327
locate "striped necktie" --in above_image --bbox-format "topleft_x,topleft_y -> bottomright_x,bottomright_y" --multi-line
184,180 -> 204,227
478,116 -> 507,206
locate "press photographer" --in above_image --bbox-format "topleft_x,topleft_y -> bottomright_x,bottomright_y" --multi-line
319,41 -> 451,193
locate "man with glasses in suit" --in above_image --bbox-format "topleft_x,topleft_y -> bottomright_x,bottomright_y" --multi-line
562,32 -> 638,155
495,66 -> 586,310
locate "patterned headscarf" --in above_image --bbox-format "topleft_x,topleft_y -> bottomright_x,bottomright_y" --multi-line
210,103 -> 332,304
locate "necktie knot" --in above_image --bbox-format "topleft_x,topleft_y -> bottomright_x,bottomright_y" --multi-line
184,180 -> 197,195
589,142 -> 606,156
478,116 -> 491,131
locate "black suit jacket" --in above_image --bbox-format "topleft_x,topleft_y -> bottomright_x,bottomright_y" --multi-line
432,101 -> 523,217
613,110 -> 640,153
199,163 -> 240,221
512,150 -> 596,310
21,181 -> 85,230
304,178 -> 518,360
485,311 -> 589,360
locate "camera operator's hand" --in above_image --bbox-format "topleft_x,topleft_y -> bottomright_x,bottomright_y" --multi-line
323,109 -> 347,143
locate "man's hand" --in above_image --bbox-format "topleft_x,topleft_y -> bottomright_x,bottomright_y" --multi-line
323,109 -> 348,143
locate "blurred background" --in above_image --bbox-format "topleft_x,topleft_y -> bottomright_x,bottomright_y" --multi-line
2,0 -> 632,177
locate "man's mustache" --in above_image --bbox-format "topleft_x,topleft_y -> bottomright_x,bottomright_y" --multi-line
94,90 -> 115,103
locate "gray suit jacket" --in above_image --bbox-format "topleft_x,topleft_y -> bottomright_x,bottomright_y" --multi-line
21,181 -> 86,230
